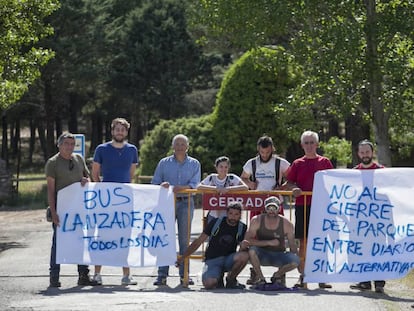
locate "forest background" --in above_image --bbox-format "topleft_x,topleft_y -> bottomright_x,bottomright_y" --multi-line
1,0 -> 414,206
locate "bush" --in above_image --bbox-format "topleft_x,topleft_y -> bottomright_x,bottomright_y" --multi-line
138,115 -> 215,176
211,46 -> 309,173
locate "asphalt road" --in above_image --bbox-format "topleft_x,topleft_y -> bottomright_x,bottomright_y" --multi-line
0,209 -> 413,311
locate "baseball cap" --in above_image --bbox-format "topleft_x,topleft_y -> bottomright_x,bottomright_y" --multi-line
264,196 -> 281,213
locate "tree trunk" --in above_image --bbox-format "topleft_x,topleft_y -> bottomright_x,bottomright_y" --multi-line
44,80 -> 56,158
365,0 -> 391,166
28,119 -> 36,165
11,119 -> 20,157
89,112 -> 103,153
68,92 -> 79,133
1,115 -> 8,166
37,121 -> 48,162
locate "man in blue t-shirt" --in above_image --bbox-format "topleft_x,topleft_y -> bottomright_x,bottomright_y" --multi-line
91,117 -> 139,286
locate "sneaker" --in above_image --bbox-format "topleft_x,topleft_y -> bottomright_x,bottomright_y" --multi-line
92,273 -> 102,285
49,277 -> 61,288
318,282 -> 332,289
121,275 -> 137,285
350,282 -> 372,291
375,286 -> 384,294
153,277 -> 167,286
78,274 -> 99,286
225,277 -> 246,289
180,277 -> 195,285
246,267 -> 257,285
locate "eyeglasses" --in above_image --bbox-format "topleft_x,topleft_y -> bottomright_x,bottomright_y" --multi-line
69,159 -> 74,171
303,141 -> 316,145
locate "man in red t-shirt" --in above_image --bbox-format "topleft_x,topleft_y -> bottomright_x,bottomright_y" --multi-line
285,130 -> 333,289
350,139 -> 386,294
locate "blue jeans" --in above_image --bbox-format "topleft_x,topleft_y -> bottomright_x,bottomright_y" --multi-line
157,197 -> 194,279
50,224 -> 89,278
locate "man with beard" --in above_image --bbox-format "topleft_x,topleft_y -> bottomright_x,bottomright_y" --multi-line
350,139 -> 386,294
91,117 -> 139,286
241,135 -> 290,284
243,196 -> 299,287
176,202 -> 249,289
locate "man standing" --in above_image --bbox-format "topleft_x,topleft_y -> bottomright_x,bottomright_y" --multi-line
46,132 -> 97,287
243,196 -> 299,287
240,135 -> 290,284
350,139 -> 386,294
91,118 -> 139,286
285,130 -> 333,289
151,134 -> 201,286
176,202 -> 249,289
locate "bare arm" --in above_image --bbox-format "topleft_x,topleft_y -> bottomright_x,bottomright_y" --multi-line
241,170 -> 257,190
47,176 -> 59,226
176,233 -> 209,264
284,219 -> 298,254
129,163 -> 137,183
91,162 -> 101,182
281,181 -> 302,197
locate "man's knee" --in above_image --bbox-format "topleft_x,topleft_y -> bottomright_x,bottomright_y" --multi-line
203,278 -> 218,289
235,251 -> 249,263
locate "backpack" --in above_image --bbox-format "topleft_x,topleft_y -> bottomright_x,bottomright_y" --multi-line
208,174 -> 232,186
210,216 -> 244,243
251,156 -> 282,187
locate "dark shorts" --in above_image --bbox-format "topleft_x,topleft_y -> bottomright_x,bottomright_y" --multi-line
295,205 -> 311,239
249,246 -> 300,267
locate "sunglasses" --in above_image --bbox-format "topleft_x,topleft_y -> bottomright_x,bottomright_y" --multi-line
265,204 -> 279,213
69,159 -> 74,171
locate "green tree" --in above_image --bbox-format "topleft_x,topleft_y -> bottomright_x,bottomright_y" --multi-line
104,0 -> 205,144
139,115 -> 214,176
211,46 -> 310,173
0,0 -> 59,108
195,0 -> 414,166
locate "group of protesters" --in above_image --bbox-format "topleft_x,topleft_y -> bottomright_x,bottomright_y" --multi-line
46,117 -> 387,294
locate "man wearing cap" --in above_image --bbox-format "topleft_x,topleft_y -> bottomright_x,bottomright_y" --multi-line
243,196 -> 299,287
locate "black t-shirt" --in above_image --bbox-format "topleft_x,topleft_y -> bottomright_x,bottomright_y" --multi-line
204,217 -> 247,260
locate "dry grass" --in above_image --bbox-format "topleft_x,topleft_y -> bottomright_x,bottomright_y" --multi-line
2,173 -> 47,210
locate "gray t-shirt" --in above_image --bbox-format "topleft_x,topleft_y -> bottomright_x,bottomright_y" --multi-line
45,153 -> 89,192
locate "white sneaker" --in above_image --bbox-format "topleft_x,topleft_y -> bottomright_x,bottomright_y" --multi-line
121,275 -> 137,285
92,273 -> 102,285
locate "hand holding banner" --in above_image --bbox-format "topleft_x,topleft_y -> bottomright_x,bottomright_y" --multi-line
304,168 -> 414,283
56,182 -> 177,267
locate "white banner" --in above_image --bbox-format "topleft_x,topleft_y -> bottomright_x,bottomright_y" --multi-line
56,182 -> 177,267
304,168 -> 414,283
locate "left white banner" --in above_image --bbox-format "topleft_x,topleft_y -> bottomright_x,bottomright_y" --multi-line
56,182 -> 176,267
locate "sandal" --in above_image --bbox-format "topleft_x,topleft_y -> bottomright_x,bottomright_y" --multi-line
293,275 -> 305,288
270,273 -> 286,287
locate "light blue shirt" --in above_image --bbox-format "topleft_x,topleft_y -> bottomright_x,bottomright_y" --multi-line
151,154 -> 201,194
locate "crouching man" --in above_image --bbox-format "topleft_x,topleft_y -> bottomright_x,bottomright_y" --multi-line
176,201 -> 249,289
244,196 -> 300,287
